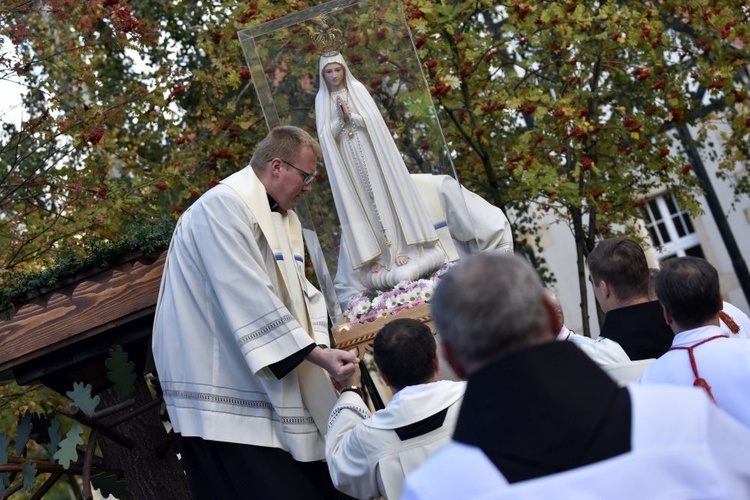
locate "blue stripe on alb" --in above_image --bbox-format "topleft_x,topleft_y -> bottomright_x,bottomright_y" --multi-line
275,254 -> 284,261
294,255 -> 304,263
434,221 -> 448,230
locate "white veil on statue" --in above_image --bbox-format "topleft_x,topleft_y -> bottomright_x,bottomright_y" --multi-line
315,51 -> 445,293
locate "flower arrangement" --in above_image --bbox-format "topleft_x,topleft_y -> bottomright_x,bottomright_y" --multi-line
341,261 -> 454,325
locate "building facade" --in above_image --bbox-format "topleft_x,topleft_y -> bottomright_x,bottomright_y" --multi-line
532,125 -> 750,338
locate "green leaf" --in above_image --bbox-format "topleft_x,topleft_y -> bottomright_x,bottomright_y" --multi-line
66,382 -> 100,414
92,472 -> 133,500
47,418 -> 62,458
15,413 -> 32,455
22,461 -> 37,492
53,422 -> 84,469
105,345 -> 137,399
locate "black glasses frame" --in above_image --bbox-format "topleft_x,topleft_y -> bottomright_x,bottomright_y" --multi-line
281,159 -> 316,185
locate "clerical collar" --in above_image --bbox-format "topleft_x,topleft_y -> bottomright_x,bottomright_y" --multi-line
266,192 -> 280,213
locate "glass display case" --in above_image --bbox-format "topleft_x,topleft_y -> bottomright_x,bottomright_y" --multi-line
238,0 -> 470,343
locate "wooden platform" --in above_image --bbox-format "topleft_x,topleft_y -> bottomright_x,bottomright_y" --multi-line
333,303 -> 434,357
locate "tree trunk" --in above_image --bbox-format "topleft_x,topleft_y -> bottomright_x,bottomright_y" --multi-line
96,378 -> 190,500
571,206 -> 592,338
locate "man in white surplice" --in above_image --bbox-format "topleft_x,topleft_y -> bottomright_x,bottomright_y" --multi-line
639,256 -> 750,428
325,318 -> 465,499
152,126 -> 358,499
402,253 -> 750,500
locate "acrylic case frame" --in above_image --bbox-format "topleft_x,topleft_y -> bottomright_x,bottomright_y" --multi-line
237,0 -> 472,327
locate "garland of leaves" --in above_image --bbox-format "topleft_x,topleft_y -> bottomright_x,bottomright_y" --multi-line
0,217 -> 176,314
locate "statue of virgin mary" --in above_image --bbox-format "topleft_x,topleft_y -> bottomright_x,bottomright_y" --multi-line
315,47 -> 446,292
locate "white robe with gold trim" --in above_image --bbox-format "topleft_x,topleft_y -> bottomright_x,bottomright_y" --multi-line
152,166 -> 335,461
316,54 -> 443,292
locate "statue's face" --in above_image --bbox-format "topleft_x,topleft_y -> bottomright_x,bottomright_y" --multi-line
323,63 -> 345,92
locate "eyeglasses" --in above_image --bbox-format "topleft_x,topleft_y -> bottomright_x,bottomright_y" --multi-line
281,159 -> 316,185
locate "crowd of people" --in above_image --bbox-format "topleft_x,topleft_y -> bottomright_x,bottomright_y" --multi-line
404,251 -> 750,499
152,126 -> 750,499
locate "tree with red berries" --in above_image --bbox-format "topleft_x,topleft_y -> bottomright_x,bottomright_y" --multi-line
1,1 -> 275,274
5,1 -> 749,333
2,0 -> 750,495
408,0 -> 750,334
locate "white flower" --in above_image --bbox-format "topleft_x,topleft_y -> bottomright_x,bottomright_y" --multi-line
340,262 -> 457,325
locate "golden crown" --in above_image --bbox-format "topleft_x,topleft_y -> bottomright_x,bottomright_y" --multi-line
311,17 -> 343,57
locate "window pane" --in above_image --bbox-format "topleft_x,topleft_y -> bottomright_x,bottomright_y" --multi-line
672,213 -> 687,237
657,222 -> 670,243
665,194 -> 678,215
645,192 -> 702,258
683,216 -> 695,234
646,200 -> 661,222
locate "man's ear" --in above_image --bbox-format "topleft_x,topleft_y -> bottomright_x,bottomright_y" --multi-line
440,341 -> 467,381
542,293 -> 562,340
268,158 -> 283,178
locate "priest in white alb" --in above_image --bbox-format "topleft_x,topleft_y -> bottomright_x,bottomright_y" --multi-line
639,256 -> 750,428
152,126 -> 358,499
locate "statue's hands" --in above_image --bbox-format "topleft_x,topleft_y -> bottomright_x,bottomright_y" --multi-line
337,96 -> 351,124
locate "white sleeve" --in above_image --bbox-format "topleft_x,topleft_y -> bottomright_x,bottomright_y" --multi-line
306,278 -> 331,347
436,175 -> 513,254
325,392 -> 379,499
330,108 -> 345,138
578,337 -> 631,365
184,189 -> 315,376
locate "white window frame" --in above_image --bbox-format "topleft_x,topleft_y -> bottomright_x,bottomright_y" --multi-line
642,192 -> 702,259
